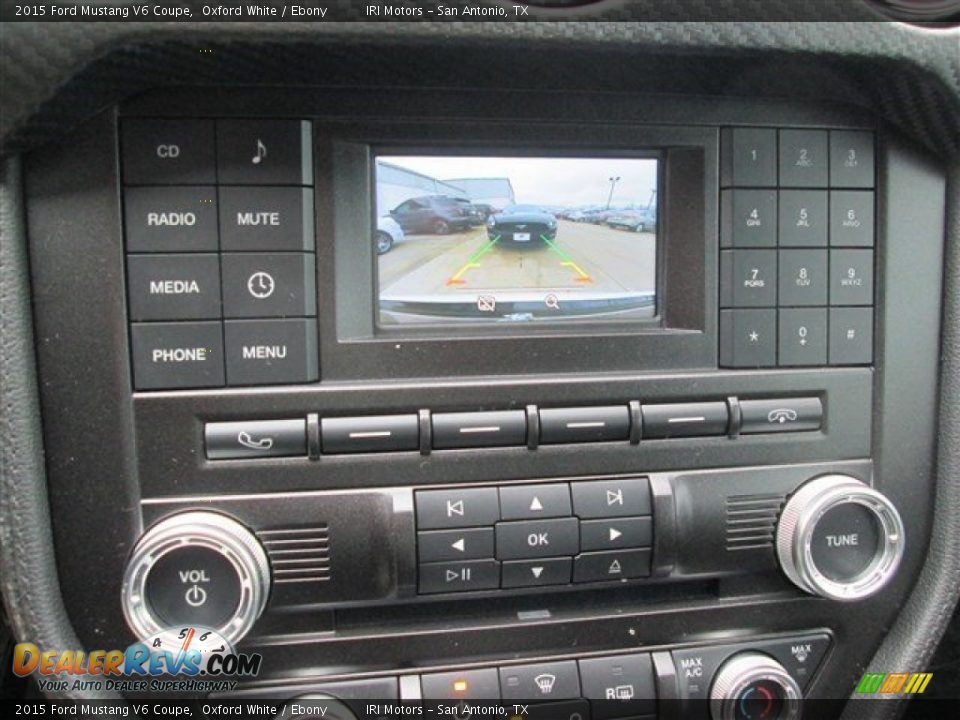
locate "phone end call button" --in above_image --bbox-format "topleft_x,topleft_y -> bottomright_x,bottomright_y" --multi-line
205,418 -> 307,460
739,397 -> 823,435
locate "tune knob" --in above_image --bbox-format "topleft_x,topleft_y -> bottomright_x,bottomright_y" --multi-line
710,653 -> 801,720
776,474 -> 905,601
122,511 -> 270,644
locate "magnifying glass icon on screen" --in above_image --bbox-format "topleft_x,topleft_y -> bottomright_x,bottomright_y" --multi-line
545,294 -> 560,310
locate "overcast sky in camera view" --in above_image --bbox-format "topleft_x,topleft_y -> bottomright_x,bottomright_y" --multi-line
382,156 -> 658,208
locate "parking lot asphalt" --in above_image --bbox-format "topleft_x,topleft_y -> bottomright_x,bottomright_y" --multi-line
378,220 -> 656,302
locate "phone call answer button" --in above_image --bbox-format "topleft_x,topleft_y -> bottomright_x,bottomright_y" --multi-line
205,418 -> 307,460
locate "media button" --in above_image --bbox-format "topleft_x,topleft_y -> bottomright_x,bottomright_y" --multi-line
580,517 -> 652,551
224,318 -> 318,386
495,518 -> 579,560
415,488 -> 500,530
124,186 -> 218,253
570,478 -> 651,519
501,558 -> 572,588
130,321 -> 224,390
219,186 -> 315,252
205,419 -> 307,460
121,119 -> 216,185
127,254 -> 221,321
573,549 -> 652,583
418,561 -> 500,595
217,119 -> 313,186
499,660 -> 580,701
499,483 -> 572,520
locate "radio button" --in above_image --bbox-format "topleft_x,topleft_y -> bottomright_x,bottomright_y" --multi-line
740,398 -> 823,434
641,402 -> 728,439
578,653 -> 656,717
205,418 -> 307,460
580,517 -> 652,551
124,186 -> 219,253
829,249 -> 874,306
779,129 -> 829,188
573,549 -> 652,583
721,128 -> 777,188
778,249 -> 827,306
130,321 -> 224,390
721,189 -> 777,248
830,130 -> 875,188
501,558 -> 572,588
432,410 -> 527,449
217,119 -> 313,186
127,254 -> 222,321
496,518 -> 579,560
121,119 -> 216,185
778,190 -> 828,247
571,478 -> 651,519
778,308 -> 828,366
221,252 -> 317,319
418,560 -> 500,595
830,190 -> 874,248
499,483 -> 572,520
719,308 -> 777,368
219,186 -> 315,252
415,487 -> 500,530
499,660 -> 581,700
421,667 -> 501,699
417,528 -> 495,563
224,318 -> 318,386
720,249 -> 777,308
323,414 -> 419,455
539,406 -> 630,444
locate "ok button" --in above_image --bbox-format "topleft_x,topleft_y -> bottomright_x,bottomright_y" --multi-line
496,518 -> 579,560
142,546 -> 242,630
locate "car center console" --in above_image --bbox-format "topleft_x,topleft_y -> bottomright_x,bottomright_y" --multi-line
24,86 -> 946,717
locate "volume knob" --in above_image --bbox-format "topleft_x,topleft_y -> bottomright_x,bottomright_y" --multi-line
776,475 -> 905,601
122,512 -> 271,644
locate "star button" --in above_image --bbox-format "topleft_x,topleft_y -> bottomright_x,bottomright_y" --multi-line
748,330 -> 760,342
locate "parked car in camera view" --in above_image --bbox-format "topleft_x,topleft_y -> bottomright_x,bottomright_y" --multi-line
606,207 -> 657,233
487,204 -> 558,246
375,215 -> 405,255
389,195 -> 475,235
452,197 -> 485,226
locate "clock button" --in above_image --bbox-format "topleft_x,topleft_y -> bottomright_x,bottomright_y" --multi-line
143,546 -> 242,629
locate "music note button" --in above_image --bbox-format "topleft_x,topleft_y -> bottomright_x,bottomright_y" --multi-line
216,119 -> 313,185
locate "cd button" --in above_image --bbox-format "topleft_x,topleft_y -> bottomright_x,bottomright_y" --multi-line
322,414 -> 419,455
417,560 -> 500,595
580,517 -> 652,551
501,558 -> 572,588
121,119 -> 216,185
641,402 -> 729,439
571,478 -> 651,519
417,528 -> 495,563
217,119 -> 313,186
539,406 -> 630,444
205,419 -> 307,460
573,549 -> 652,583
124,186 -> 218,253
432,410 -> 527,449
499,483 -> 572,520
415,487 -> 500,530
219,186 -> 315,252
495,518 -> 579,560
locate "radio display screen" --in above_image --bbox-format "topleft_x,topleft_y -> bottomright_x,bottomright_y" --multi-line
374,154 -> 659,325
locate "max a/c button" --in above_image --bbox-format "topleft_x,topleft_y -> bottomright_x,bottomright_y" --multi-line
205,419 -> 307,460
131,321 -> 224,390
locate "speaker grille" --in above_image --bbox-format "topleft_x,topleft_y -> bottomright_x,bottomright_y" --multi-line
258,525 -> 331,584
725,493 -> 786,551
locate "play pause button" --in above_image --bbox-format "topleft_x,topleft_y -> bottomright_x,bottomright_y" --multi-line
419,560 -> 499,594
502,558 -> 572,588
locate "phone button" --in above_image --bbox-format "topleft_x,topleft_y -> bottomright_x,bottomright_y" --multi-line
205,418 -> 307,460
739,398 -> 823,434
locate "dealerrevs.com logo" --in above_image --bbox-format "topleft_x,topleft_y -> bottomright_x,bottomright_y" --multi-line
12,626 -> 262,693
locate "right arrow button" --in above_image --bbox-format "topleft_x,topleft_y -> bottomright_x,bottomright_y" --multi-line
580,517 -> 653,552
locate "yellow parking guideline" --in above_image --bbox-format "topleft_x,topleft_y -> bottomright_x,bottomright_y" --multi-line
446,235 -> 500,286
543,235 -> 593,283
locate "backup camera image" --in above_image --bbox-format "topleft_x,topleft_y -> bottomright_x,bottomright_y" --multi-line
374,155 -> 659,325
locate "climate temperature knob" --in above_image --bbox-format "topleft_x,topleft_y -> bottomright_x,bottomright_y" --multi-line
122,511 -> 271,644
776,474 -> 905,601
710,652 -> 801,720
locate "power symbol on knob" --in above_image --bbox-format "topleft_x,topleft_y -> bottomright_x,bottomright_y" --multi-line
184,584 -> 207,607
